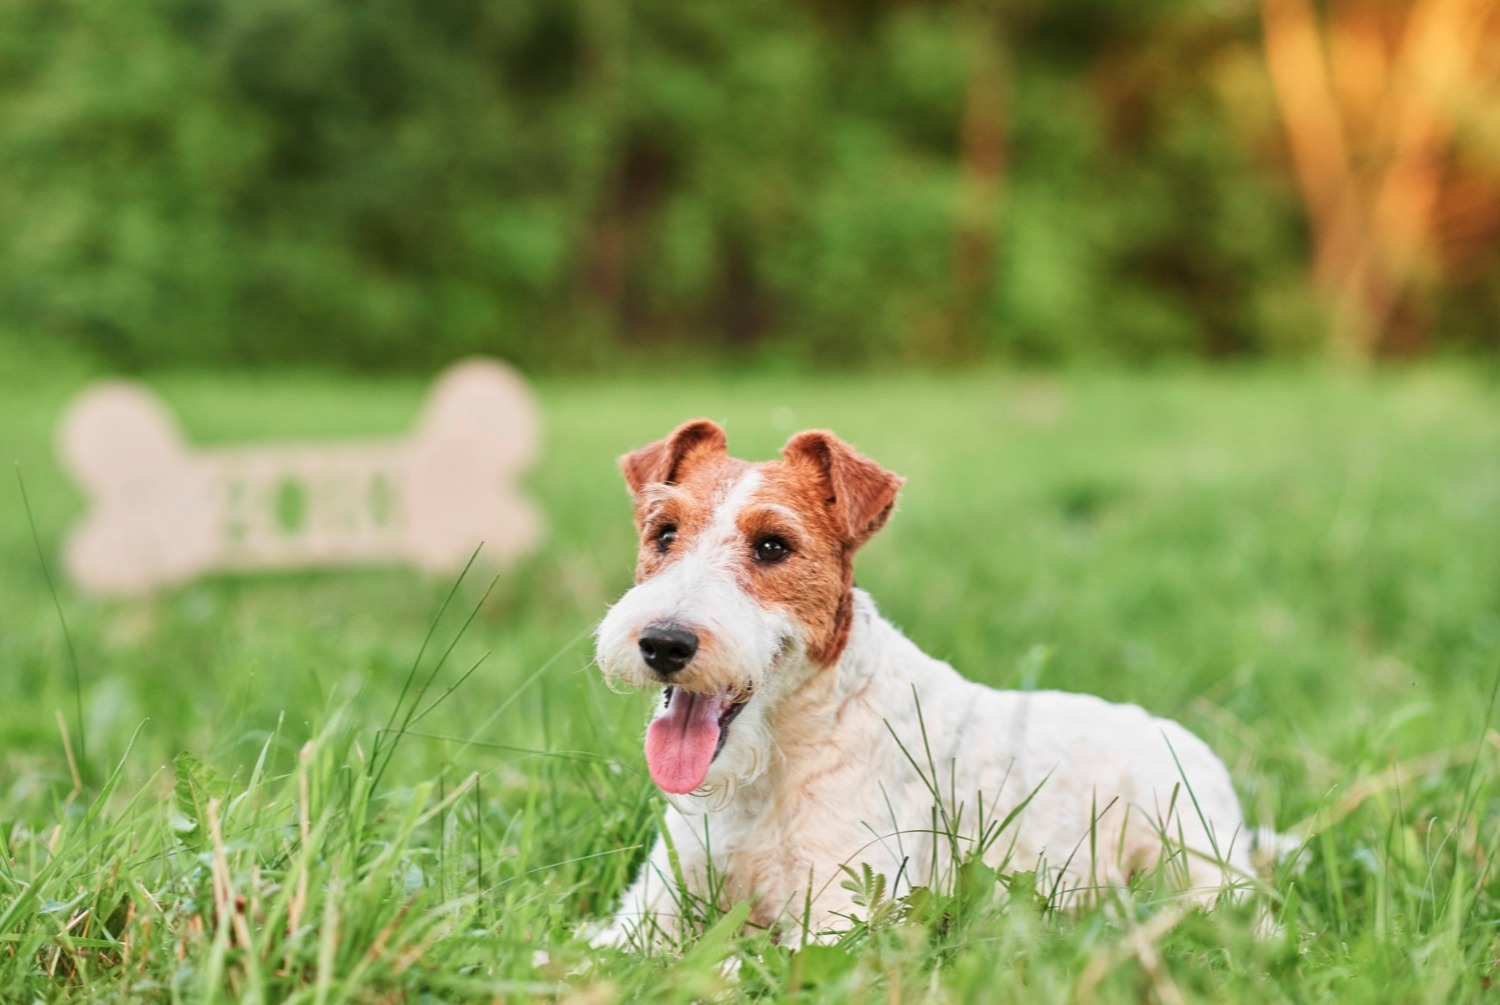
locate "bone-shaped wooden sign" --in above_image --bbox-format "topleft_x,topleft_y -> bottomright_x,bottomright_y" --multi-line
58,358 -> 542,595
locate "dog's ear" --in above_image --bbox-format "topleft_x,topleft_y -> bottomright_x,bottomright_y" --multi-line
620,419 -> 728,497
781,430 -> 903,549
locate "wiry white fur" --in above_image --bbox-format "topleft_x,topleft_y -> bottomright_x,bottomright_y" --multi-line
594,480 -> 1257,949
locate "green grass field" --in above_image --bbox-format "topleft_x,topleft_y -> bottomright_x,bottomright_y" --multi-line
2,359 -> 1499,1002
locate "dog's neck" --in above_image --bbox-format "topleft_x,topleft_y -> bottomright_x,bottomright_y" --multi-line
740,589 -> 898,793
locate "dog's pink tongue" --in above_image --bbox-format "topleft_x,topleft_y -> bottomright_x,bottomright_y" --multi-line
645,690 -> 725,794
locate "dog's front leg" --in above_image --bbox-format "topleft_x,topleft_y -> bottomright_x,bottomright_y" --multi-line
792,880 -> 870,947
590,832 -> 690,950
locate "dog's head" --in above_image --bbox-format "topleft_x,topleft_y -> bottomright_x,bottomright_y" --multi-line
595,419 -> 903,809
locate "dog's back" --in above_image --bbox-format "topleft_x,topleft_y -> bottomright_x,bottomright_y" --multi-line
740,594 -> 1255,915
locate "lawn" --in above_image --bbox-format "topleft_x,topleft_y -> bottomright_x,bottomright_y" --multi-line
2,357 -> 1498,1001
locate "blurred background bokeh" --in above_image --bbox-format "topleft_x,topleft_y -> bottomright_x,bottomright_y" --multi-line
2,0 -> 1497,373
2,7 -> 1500,996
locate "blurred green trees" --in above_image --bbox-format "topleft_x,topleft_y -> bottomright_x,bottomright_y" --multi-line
1,0 -> 1496,371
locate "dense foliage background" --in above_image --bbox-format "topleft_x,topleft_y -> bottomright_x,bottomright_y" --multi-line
3,0 -> 1496,372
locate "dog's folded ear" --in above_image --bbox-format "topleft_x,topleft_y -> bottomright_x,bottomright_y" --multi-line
782,431 -> 904,548
620,419 -> 728,496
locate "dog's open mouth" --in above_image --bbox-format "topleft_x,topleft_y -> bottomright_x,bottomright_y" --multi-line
644,686 -> 750,795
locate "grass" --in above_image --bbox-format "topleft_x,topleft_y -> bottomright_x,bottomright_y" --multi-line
2,357 -> 1499,1001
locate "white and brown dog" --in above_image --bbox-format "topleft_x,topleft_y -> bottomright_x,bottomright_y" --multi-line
594,419 -> 1255,946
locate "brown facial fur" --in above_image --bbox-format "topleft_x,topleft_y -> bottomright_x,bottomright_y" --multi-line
629,454 -> 751,584
619,421 -> 903,669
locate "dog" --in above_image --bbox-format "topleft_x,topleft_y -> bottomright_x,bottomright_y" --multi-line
593,419 -> 1256,947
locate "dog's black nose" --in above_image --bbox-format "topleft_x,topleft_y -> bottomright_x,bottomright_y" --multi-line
638,625 -> 698,675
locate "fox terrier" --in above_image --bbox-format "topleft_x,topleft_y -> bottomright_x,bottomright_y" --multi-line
593,419 -> 1255,946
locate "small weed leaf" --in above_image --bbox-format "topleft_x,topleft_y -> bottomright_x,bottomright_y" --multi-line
899,885 -> 935,925
954,857 -> 1002,913
172,753 -> 226,850
838,862 -> 885,910
839,862 -> 903,931
1000,869 -> 1049,912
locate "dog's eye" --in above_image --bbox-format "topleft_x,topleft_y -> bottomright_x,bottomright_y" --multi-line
655,525 -> 678,553
752,536 -> 790,564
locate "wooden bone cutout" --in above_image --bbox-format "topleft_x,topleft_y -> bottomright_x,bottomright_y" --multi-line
59,359 -> 542,595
